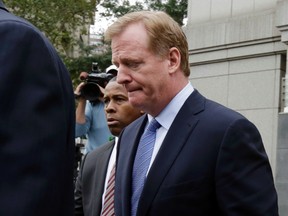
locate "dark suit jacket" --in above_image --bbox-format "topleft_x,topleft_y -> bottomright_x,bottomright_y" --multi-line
0,2 -> 75,215
115,90 -> 278,216
74,140 -> 115,216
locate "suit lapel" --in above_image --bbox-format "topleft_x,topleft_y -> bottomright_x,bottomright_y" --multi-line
93,141 -> 115,215
116,115 -> 148,216
137,90 -> 206,215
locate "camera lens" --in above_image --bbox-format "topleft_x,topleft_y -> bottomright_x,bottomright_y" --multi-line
80,82 -> 101,101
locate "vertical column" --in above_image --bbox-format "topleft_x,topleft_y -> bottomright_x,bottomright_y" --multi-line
285,55 -> 288,112
276,0 -> 288,112
275,1 -> 288,215
276,113 -> 288,215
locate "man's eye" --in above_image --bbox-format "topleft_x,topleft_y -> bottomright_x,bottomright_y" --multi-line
104,99 -> 109,105
116,97 -> 126,103
126,62 -> 140,69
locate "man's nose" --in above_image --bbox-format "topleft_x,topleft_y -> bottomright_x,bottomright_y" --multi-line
105,101 -> 115,113
116,66 -> 131,85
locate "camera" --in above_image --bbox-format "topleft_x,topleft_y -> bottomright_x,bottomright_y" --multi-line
78,62 -> 114,102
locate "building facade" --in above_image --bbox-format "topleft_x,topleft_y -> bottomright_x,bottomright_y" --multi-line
184,0 -> 288,214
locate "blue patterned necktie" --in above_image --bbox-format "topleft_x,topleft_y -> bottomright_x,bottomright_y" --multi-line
131,118 -> 161,216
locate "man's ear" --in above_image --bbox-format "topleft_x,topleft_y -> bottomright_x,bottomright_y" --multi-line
168,47 -> 181,74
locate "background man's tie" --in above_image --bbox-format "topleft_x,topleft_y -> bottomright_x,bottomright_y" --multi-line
101,163 -> 116,216
131,119 -> 161,216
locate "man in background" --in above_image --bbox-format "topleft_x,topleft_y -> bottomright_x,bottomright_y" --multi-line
74,77 -> 143,216
0,1 -> 75,215
74,65 -> 117,153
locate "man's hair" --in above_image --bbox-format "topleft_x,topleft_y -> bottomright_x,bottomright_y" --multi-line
104,11 -> 190,77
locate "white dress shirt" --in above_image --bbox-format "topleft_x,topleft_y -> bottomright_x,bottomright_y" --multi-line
147,82 -> 194,174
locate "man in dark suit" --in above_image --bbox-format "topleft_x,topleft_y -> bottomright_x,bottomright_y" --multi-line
74,77 -> 143,216
104,11 -> 279,215
0,1 -> 75,215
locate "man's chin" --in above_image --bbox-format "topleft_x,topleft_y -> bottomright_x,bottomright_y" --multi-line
109,126 -> 121,134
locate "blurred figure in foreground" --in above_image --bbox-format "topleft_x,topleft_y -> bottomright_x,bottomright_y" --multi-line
0,1 -> 75,215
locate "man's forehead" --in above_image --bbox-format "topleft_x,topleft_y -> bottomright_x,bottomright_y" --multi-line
105,83 -> 127,95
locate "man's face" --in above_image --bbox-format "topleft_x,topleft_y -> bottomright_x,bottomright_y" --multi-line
104,81 -> 142,136
111,22 -> 173,116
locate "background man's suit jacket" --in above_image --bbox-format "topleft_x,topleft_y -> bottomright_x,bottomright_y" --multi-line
115,90 -> 278,216
0,2 -> 75,215
75,140 -> 115,216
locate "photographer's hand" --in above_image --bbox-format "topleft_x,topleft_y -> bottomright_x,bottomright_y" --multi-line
74,82 -> 85,99
75,82 -> 86,124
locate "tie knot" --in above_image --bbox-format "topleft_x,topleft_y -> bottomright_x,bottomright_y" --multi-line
147,119 -> 161,132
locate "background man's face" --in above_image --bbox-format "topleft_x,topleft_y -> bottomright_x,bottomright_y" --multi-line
104,81 -> 142,136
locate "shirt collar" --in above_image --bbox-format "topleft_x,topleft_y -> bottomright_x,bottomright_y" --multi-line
148,82 -> 194,130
